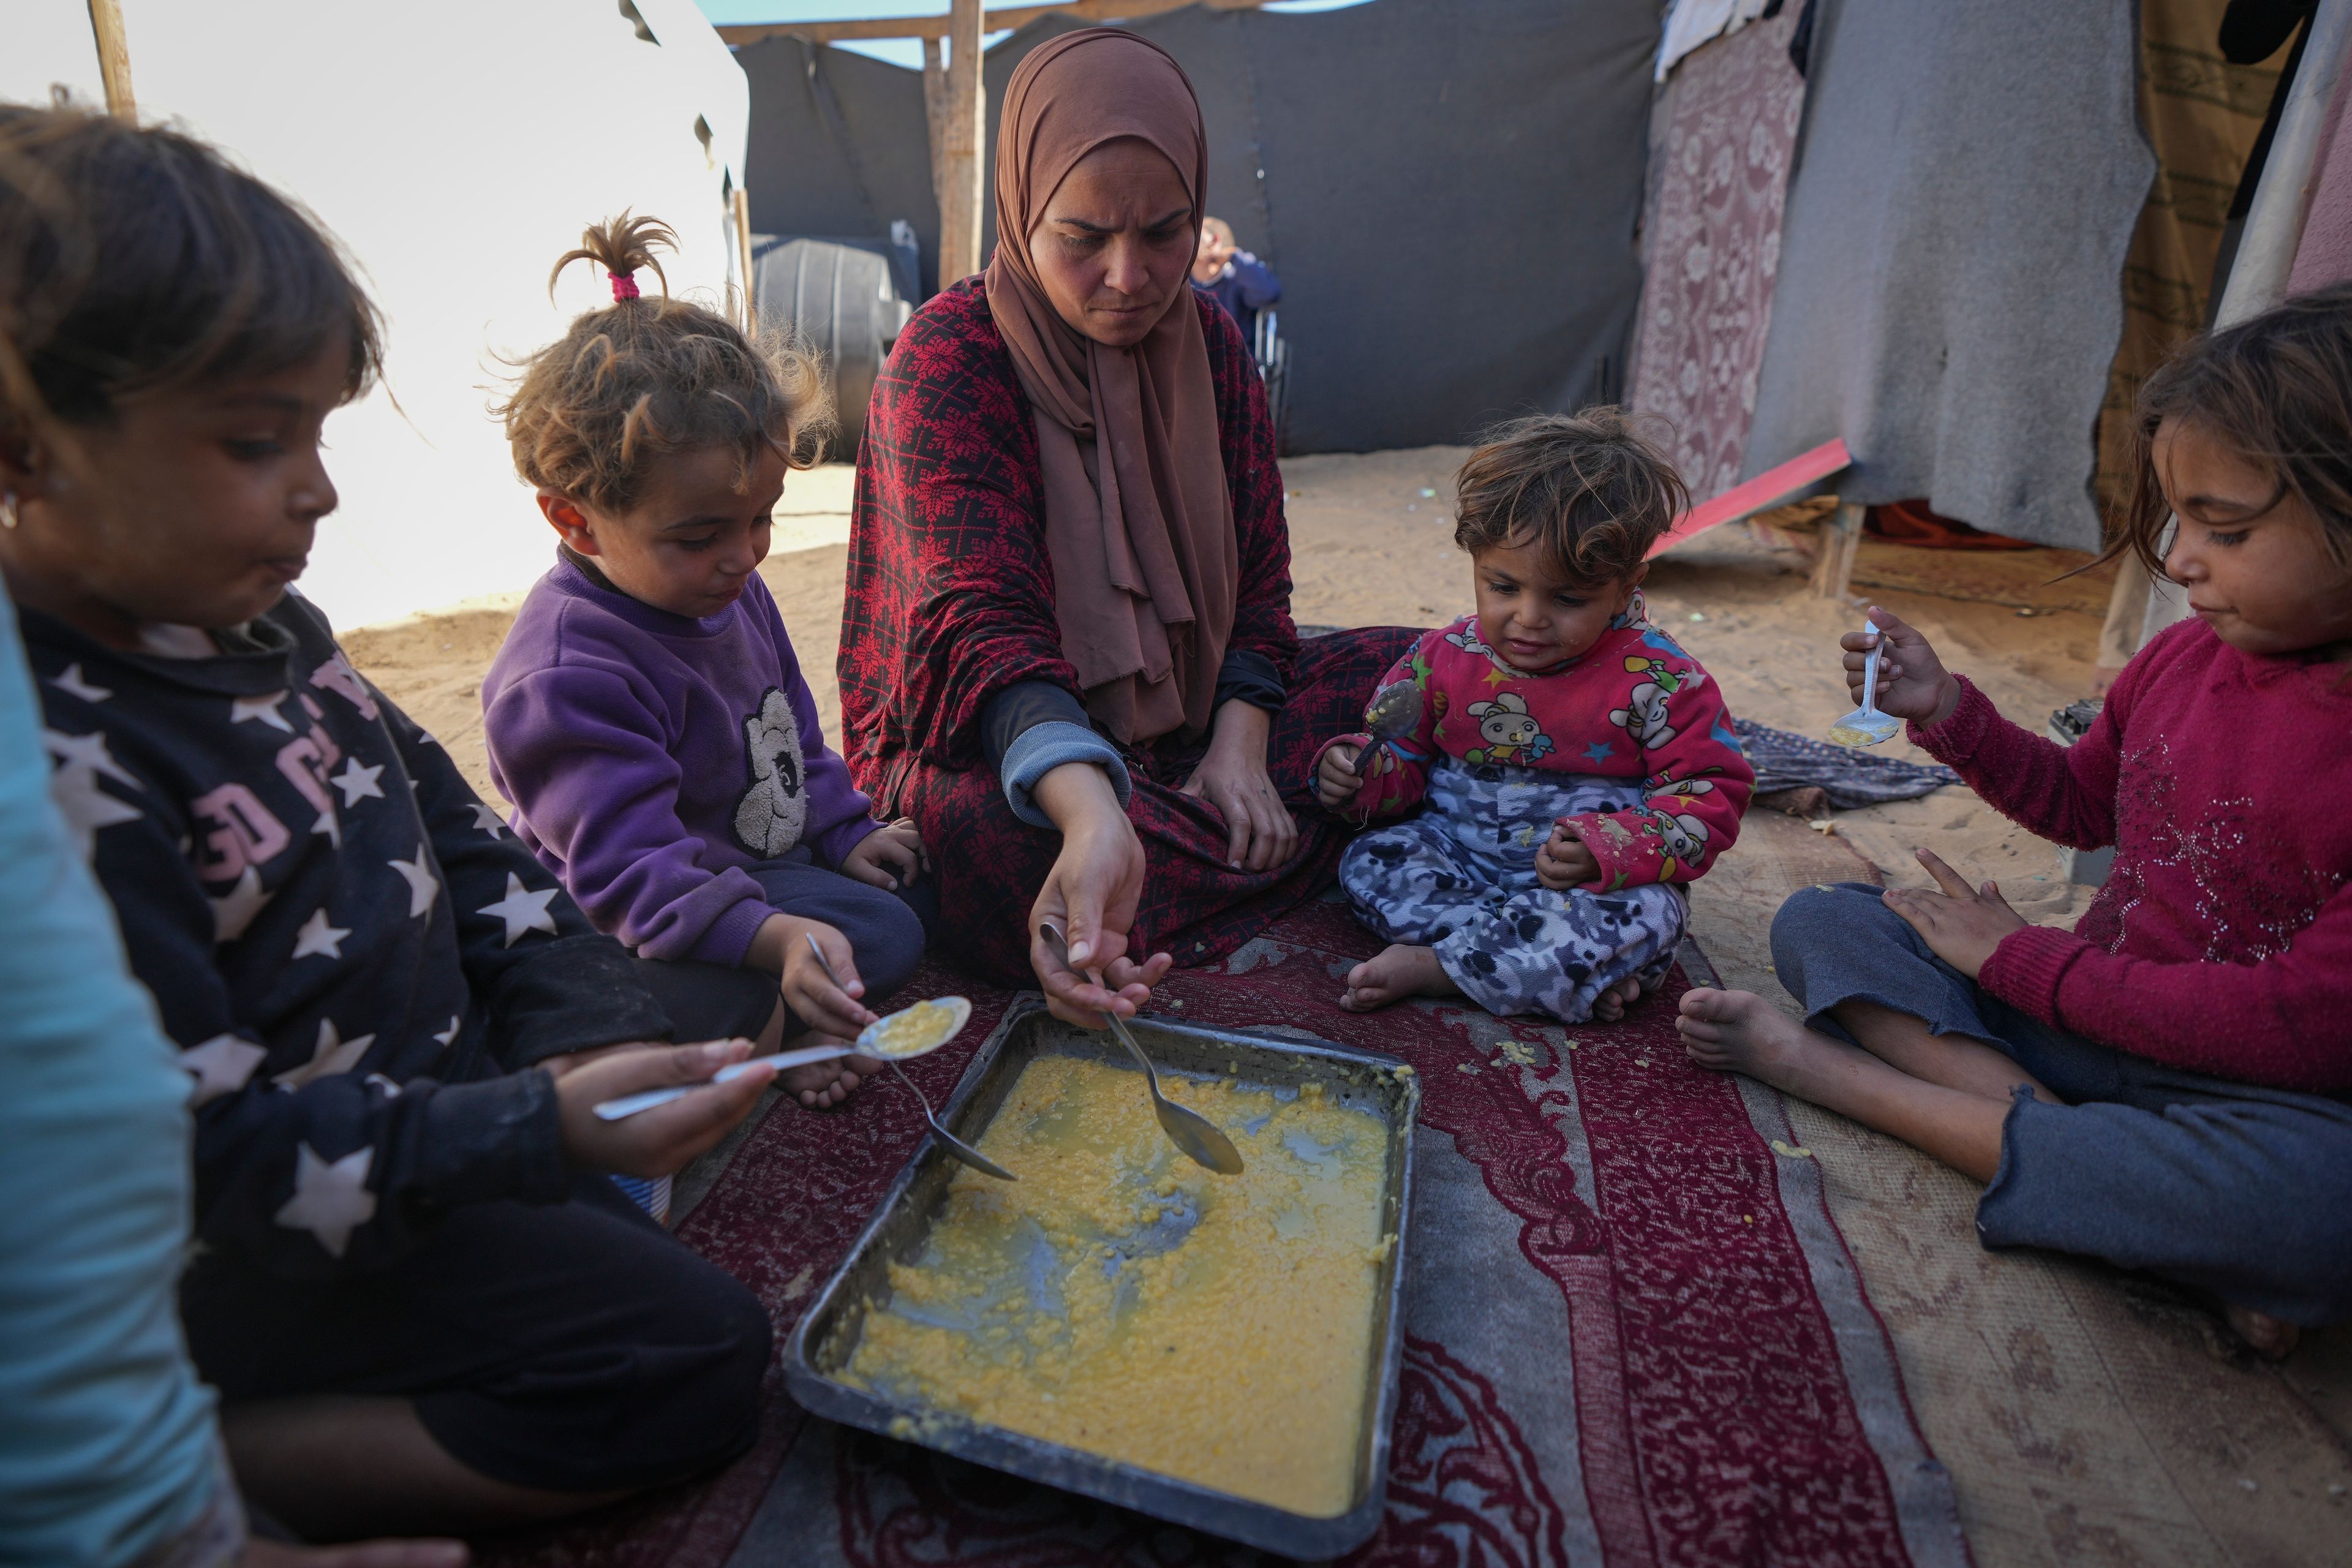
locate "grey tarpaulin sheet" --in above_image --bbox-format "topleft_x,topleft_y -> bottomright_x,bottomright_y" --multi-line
738,0 -> 1657,456
1738,0 -> 2155,551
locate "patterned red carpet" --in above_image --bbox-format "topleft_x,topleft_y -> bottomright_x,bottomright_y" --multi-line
478,897 -> 1966,1568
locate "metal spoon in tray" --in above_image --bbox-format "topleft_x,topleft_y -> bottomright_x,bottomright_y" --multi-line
1038,921 -> 1244,1175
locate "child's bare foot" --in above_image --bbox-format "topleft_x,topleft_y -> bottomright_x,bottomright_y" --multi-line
1591,977 -> 1643,1023
1676,986 -> 1857,1098
2225,1303 -> 2301,1360
1340,944 -> 1459,1011
778,1036 -> 884,1109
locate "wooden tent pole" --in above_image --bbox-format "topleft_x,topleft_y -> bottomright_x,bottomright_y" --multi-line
937,0 -> 987,284
733,186 -> 756,327
922,35 -> 950,247
86,0 -> 136,121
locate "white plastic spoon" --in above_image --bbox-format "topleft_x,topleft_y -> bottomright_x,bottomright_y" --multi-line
1828,614 -> 1902,747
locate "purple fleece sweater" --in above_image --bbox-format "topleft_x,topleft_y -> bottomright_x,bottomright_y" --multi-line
482,559 -> 880,965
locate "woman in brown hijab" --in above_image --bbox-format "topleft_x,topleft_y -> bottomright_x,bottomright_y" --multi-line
840,29 -> 1414,1022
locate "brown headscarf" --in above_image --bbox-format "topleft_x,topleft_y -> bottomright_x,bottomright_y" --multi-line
985,29 -> 1238,744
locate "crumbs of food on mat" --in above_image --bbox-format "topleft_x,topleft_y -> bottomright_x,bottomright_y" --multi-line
1497,1038 -> 1538,1068
1809,819 -> 1838,834
1742,1214 -> 1754,1224
1458,1061 -> 1480,1074
1635,1057 -> 1651,1066
1770,1138 -> 1814,1159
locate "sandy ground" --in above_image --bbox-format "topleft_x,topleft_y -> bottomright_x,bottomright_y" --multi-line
345,450 -> 2351,1567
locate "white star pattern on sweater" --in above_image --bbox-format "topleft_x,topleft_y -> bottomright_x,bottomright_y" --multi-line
230,691 -> 295,733
433,1015 -> 462,1047
208,866 -> 272,943
273,1019 -> 375,1089
291,906 -> 351,960
274,1143 -> 375,1257
50,663 -> 111,703
478,872 -> 559,948
309,805 -> 342,851
469,802 -> 507,839
43,728 -> 143,857
330,758 -> 385,807
388,845 -> 440,918
180,1033 -> 268,1107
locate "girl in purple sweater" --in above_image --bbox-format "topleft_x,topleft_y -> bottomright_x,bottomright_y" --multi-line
485,218 -> 932,1120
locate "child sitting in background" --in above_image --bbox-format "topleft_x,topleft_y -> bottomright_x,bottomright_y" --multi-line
1317,410 -> 1752,1023
0,107 -> 774,1539
484,217 -> 933,1118
1680,287 -> 2352,1354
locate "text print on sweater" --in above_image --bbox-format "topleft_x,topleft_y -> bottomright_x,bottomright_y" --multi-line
25,594 -> 669,1275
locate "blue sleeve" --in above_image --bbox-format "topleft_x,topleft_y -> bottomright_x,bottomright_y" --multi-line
1230,252 -> 1282,311
0,593 -> 236,1567
981,680 -> 1131,829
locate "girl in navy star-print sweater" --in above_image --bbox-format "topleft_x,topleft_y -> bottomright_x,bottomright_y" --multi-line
0,106 -> 784,1538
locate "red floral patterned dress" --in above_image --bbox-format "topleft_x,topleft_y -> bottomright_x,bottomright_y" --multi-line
841,280 -> 1413,982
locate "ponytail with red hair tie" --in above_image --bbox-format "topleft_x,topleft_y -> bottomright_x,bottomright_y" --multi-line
609,270 -> 641,301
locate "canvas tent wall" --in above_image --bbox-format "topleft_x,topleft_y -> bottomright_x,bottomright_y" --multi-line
4,0 -> 747,630
737,0 -> 1659,456
1736,0 -> 2158,552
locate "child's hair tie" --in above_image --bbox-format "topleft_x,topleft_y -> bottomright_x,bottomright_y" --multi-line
609,270 -> 640,302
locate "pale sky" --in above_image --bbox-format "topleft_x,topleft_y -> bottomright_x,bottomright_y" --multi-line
692,0 -> 1371,69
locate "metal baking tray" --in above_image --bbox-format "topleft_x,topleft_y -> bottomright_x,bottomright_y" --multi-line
783,994 -> 1420,1558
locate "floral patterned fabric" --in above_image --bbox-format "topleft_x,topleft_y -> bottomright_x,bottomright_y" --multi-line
1626,10 -> 1806,500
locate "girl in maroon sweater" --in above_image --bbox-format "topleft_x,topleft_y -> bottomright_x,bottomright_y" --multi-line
1679,288 -> 2352,1355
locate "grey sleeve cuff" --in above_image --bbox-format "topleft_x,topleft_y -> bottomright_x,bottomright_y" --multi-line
1001,721 -> 1132,829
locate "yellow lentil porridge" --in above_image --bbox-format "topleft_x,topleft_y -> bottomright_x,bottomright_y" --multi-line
845,1053 -> 1393,1517
865,997 -> 965,1059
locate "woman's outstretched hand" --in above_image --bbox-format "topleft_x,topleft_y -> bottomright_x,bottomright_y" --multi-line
1882,848 -> 2027,979
1180,700 -> 1298,872
1030,761 -> 1174,1027
1843,606 -> 1963,726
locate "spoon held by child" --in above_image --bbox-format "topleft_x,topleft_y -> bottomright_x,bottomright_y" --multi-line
1828,614 -> 1903,747
802,936 -> 1013,1180
1351,680 -> 1425,776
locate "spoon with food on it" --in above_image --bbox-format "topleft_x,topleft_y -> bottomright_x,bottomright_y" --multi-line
1828,612 -> 1904,747
1351,679 -> 1425,776
801,937 -> 1012,1181
593,952 -> 1003,1183
1038,921 -> 1244,1175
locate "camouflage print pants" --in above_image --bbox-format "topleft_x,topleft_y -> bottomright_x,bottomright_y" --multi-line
1338,757 -> 1686,1023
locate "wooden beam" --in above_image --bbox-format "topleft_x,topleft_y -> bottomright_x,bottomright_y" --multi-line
718,0 -> 1259,48
936,0 -> 988,283
85,0 -> 136,121
1646,437 -> 1852,558
921,36 -> 948,193
733,187 -> 757,328
1809,500 -> 1866,601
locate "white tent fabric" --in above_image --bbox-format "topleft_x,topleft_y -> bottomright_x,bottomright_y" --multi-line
1655,0 -> 1774,81
6,2 -> 747,630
